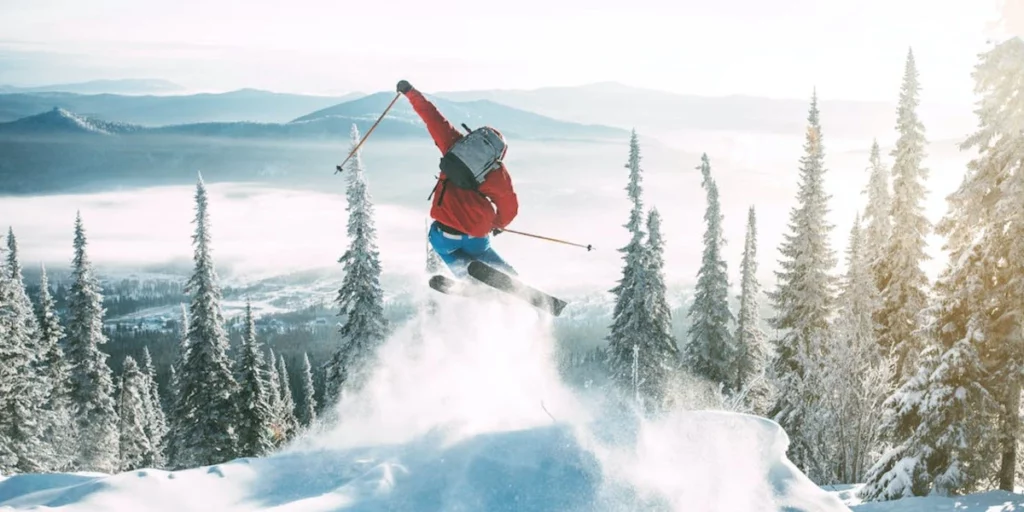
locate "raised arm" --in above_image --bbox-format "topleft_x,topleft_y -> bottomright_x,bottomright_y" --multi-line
398,80 -> 462,154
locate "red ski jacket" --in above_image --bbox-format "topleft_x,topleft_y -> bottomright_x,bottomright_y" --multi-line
404,88 -> 518,238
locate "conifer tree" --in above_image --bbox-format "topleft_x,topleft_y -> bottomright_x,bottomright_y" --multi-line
814,216 -> 894,484
639,208 -> 679,410
325,124 -> 389,404
0,231 -> 49,473
173,176 -> 240,468
235,301 -> 275,457
164,304 -> 187,467
610,129 -> 675,411
878,48 -> 931,383
606,129 -> 647,391
298,352 -> 317,428
859,348 -> 936,500
276,354 -> 299,443
266,347 -> 283,445
35,264 -> 75,471
766,92 -> 837,473
734,206 -> 771,412
950,37 -> 1024,491
65,213 -> 119,472
116,356 -> 153,472
917,253 -> 998,496
140,347 -> 166,469
684,154 -> 736,392
861,140 -> 892,294
863,41 -> 1024,496
861,241 -> 996,499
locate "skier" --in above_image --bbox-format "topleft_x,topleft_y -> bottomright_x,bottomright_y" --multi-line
396,79 -> 519,279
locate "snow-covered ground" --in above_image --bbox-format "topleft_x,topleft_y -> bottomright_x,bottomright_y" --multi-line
0,294 -> 854,511
827,484 -> 1024,511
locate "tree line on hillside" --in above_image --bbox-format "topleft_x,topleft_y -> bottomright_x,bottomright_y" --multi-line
594,40 -> 1024,500
0,170 -> 359,472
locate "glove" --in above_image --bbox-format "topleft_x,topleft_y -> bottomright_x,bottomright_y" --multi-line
491,228 -> 504,236
396,80 -> 413,94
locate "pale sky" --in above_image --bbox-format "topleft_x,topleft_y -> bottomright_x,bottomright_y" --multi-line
0,0 -> 1016,102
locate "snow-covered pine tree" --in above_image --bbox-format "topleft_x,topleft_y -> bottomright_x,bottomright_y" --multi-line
639,208 -> 680,412
734,206 -> 772,414
859,346 -> 936,500
324,124 -> 389,405
861,140 -> 893,296
7,229 -> 56,473
266,347 -> 284,445
606,130 -> 658,410
35,264 -> 75,471
916,243 -> 998,496
860,223 -> 997,500
814,215 -> 894,484
684,153 -> 737,393
0,246 -> 20,473
235,300 -> 275,458
276,354 -> 299,442
299,352 -> 317,428
116,356 -> 153,472
164,304 -> 187,467
878,48 -> 932,384
173,176 -> 241,468
0,230 -> 50,473
859,46 -> 1023,494
139,346 -> 166,469
65,213 -> 120,472
952,37 -> 1024,492
766,91 -> 838,473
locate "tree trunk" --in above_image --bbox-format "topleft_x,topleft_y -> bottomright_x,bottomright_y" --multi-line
999,379 -> 1021,491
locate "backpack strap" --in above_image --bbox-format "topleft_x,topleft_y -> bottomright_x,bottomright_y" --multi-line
426,175 -> 450,206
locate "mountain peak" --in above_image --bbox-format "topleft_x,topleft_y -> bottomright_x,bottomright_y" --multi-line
0,107 -> 140,135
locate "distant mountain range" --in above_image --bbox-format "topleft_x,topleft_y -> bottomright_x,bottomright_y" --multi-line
0,108 -> 143,136
0,89 -> 365,126
0,94 -> 630,196
291,92 -> 628,140
434,81 -> 976,140
0,80 -> 977,142
0,92 -> 629,141
0,79 -> 187,95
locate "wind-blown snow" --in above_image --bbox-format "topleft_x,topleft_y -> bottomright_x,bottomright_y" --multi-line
0,293 -> 851,511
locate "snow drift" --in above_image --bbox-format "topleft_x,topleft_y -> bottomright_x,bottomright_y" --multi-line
0,289 -> 850,511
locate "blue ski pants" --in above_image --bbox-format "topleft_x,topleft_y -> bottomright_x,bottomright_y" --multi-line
428,221 -> 517,279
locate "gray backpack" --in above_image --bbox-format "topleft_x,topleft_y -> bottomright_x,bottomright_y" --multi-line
438,124 -> 507,190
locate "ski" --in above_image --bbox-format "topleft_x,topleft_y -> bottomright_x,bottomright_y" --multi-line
466,260 -> 567,317
428,274 -> 491,298
429,274 -> 472,296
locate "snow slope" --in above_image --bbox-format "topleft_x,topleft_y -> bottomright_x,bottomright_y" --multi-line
827,484 -> 1024,511
0,291 -> 850,511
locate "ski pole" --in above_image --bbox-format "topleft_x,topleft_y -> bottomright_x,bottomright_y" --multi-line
500,228 -> 594,251
335,91 -> 401,174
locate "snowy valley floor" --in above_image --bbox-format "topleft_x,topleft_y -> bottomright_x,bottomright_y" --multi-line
1,294 -> 1020,511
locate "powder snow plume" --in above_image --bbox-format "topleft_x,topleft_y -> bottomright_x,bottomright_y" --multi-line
0,289 -> 847,511
289,291 -> 588,452
283,290 -> 848,511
